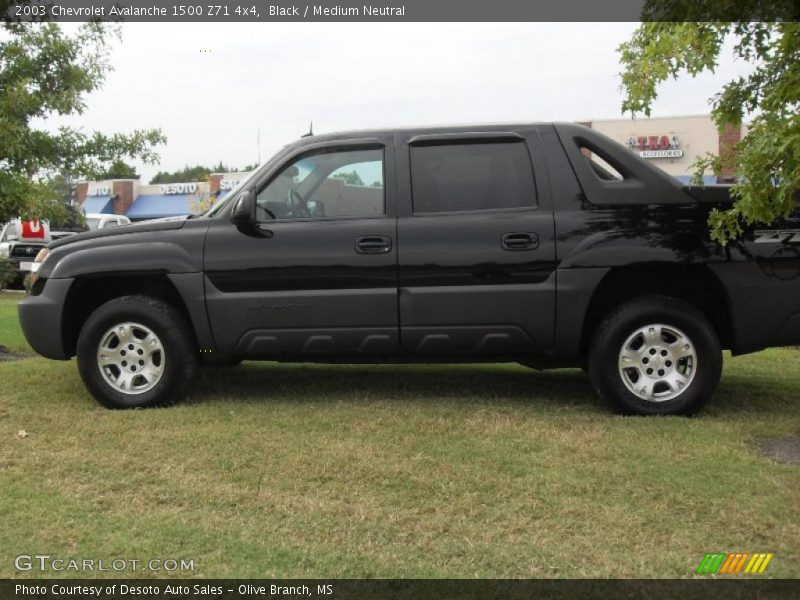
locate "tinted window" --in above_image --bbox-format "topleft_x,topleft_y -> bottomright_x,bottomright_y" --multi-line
257,148 -> 383,220
580,146 -> 623,181
410,142 -> 535,213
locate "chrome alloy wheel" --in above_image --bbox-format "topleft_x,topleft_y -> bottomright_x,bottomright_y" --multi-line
617,323 -> 697,402
96,322 -> 165,394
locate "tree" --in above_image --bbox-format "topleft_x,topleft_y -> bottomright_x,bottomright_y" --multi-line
332,170 -> 364,186
99,159 -> 139,180
48,173 -> 77,206
151,165 -> 211,184
618,21 -> 799,244
212,161 -> 257,173
150,162 -> 255,184
0,257 -> 15,291
49,204 -> 87,231
189,190 -> 215,216
0,21 -> 165,224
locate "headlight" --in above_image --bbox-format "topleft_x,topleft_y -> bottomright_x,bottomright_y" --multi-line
0,242 -> 9,258
28,248 -> 49,286
31,248 -> 49,272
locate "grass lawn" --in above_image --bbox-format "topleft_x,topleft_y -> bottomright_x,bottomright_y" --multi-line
0,292 -> 30,352
0,294 -> 799,578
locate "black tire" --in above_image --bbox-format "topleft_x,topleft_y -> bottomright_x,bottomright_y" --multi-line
587,295 -> 722,416
77,295 -> 197,409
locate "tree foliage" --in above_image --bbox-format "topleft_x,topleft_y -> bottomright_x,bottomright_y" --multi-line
0,257 -> 16,291
0,21 -> 165,224
150,162 -> 251,184
99,159 -> 139,180
49,204 -> 87,231
332,170 -> 364,186
618,21 -> 800,244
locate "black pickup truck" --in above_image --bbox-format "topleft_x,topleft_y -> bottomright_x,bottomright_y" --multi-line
18,123 -> 800,415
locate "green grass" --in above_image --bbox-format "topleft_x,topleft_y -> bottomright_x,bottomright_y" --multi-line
0,292 -> 30,352
1,294 -> 799,578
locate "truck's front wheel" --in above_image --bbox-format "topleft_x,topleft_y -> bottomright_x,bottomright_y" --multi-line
587,296 -> 722,416
77,295 -> 197,409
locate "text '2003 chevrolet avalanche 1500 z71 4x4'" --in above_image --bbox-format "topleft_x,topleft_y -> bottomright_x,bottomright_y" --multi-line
18,123 -> 800,415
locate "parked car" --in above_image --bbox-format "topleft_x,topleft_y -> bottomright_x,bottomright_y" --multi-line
0,220 -> 82,284
0,221 -> 38,279
18,123 -> 800,414
84,213 -> 131,231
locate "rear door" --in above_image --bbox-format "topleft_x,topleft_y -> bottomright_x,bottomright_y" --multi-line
395,129 -> 557,356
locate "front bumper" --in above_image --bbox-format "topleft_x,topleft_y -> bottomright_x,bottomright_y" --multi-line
17,278 -> 73,360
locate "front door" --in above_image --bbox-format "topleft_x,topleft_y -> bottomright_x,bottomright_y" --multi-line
204,139 -> 399,359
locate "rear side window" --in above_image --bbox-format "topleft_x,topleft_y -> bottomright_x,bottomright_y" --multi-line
580,146 -> 623,181
410,142 -> 536,213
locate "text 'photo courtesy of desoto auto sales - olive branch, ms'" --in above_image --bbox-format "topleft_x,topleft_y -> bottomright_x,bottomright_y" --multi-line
0,1 -> 799,598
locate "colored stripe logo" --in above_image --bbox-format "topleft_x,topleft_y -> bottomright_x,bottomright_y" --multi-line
696,552 -> 773,574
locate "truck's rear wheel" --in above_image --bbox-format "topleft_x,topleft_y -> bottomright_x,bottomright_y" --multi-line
587,296 -> 722,416
77,295 -> 197,409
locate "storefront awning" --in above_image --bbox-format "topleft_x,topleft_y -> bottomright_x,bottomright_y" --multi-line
126,194 -> 195,220
81,196 -> 114,214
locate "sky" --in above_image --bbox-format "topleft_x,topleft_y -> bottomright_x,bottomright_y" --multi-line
45,23 -> 754,183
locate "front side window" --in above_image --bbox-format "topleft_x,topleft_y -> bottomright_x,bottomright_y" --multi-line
410,141 -> 536,213
256,148 -> 384,220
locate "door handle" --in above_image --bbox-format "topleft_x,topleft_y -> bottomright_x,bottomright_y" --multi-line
355,236 -> 392,254
501,232 -> 539,251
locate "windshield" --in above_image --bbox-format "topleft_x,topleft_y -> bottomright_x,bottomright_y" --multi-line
86,218 -> 101,230
204,169 -> 261,218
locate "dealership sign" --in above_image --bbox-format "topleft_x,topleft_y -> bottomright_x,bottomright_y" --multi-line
160,183 -> 198,195
87,186 -> 111,196
627,135 -> 684,158
220,178 -> 243,191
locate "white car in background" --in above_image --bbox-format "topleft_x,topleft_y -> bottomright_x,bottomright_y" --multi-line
85,213 -> 131,230
0,219 -> 82,284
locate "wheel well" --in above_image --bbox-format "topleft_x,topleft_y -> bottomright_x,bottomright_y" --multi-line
62,274 -> 196,358
580,266 -> 734,356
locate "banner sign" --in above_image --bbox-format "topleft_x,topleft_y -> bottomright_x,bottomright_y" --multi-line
13,219 -> 51,243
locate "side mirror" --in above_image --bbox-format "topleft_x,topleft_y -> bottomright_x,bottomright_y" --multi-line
230,189 -> 255,228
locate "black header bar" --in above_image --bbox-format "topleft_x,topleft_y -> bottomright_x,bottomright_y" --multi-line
3,579 -> 800,600
2,0 -> 799,23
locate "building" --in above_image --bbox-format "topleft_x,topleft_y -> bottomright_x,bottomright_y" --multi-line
581,114 -> 744,184
76,171 -> 252,221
